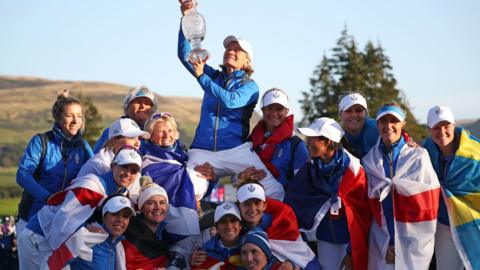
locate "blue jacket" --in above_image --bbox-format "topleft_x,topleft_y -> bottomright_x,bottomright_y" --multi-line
92,128 -> 109,154
202,234 -> 243,263
379,136 -> 406,246
16,124 -> 93,219
178,27 -> 259,151
269,138 -> 309,187
69,235 -> 124,270
344,117 -> 379,158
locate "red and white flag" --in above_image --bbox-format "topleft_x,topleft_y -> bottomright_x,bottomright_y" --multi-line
363,142 -> 440,270
263,198 -> 317,269
41,225 -> 109,270
37,174 -> 107,250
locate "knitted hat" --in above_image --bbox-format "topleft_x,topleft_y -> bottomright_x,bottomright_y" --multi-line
242,228 -> 272,259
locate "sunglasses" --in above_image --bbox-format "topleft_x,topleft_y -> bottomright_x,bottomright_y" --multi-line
150,112 -> 174,120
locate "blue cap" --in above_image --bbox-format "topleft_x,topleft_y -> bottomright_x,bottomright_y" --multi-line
376,105 -> 406,122
243,228 -> 272,259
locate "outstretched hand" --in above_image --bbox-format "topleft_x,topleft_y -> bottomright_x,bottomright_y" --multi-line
235,166 -> 267,187
189,248 -> 207,266
189,54 -> 208,78
194,162 -> 216,181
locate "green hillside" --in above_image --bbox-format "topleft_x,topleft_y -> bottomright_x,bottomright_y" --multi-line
0,76 -> 203,146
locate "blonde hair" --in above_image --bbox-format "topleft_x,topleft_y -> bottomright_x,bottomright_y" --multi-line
243,55 -> 254,77
145,113 -> 180,141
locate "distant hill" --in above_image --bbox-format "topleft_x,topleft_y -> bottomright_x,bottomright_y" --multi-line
0,76 -> 207,147
458,119 -> 480,138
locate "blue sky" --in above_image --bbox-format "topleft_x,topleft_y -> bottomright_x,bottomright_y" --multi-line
1,0 -> 478,123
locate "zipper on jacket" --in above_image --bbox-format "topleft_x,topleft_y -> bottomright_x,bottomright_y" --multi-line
389,151 -> 394,178
214,104 -> 220,152
60,142 -> 68,190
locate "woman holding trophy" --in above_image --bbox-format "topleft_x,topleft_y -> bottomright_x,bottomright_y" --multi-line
177,0 -> 286,201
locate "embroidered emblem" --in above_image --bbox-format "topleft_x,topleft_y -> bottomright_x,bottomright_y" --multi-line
248,184 -> 255,192
224,203 -> 232,210
277,148 -> 283,158
435,106 -> 443,115
272,91 -> 280,98
135,90 -> 146,97
120,197 -> 128,204
130,151 -> 138,159
130,120 -> 139,128
350,94 -> 358,101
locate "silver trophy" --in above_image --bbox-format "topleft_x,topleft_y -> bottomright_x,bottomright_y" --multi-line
181,0 -> 209,61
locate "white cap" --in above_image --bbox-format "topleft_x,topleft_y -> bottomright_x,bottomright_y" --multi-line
102,196 -> 136,216
427,105 -> 455,128
214,202 -> 242,223
137,182 -> 169,210
123,86 -> 158,115
262,88 -> 289,109
339,93 -> 367,112
298,117 -> 344,143
237,183 -> 265,203
108,118 -> 151,140
112,147 -> 142,170
223,35 -> 254,61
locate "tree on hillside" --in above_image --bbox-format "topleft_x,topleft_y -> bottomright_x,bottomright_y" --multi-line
78,93 -> 102,147
300,28 -> 428,140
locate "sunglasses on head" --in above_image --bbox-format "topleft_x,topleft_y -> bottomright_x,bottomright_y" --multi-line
150,112 -> 174,120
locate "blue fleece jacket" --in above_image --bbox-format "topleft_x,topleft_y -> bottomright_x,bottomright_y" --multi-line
178,26 -> 259,151
16,124 -> 93,219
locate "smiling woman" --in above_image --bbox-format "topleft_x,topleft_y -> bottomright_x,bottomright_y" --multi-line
361,103 -> 441,269
120,179 -> 172,270
15,89 -> 93,234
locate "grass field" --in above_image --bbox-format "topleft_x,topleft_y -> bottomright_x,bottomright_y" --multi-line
0,197 -> 20,216
0,168 -> 20,216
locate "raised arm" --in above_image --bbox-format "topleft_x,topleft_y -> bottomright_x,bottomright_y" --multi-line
177,0 -> 216,79
197,73 -> 259,109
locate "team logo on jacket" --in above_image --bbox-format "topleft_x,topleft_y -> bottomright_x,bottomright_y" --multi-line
277,148 -> 283,158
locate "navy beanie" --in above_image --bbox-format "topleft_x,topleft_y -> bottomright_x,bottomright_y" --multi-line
243,228 -> 272,259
